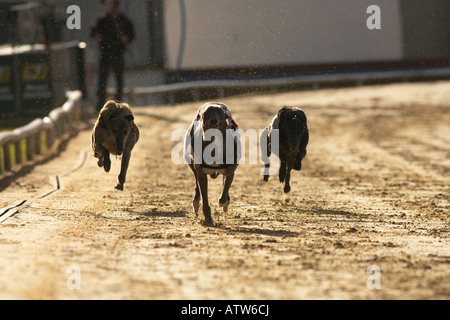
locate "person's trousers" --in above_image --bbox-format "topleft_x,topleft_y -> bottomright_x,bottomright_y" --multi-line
96,52 -> 124,111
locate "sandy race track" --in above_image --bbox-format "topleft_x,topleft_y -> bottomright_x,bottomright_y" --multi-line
0,81 -> 449,300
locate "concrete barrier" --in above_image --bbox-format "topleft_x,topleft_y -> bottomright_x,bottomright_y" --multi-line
0,90 -> 82,175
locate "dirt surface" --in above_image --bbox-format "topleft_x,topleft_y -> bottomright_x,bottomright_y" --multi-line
0,81 -> 449,300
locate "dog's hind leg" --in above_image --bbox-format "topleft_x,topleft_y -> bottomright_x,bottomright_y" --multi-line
115,151 -> 131,190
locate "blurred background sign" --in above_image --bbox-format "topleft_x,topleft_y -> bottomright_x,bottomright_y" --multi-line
0,52 -> 15,114
0,1 -> 84,117
18,50 -> 53,115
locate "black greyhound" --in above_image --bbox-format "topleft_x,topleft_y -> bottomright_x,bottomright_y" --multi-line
263,106 -> 309,193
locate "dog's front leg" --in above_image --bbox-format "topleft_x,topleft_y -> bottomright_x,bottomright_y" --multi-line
263,162 -> 270,182
263,141 -> 271,182
262,127 -> 271,182
188,164 -> 200,214
283,156 -> 295,194
101,147 -> 111,173
219,173 -> 234,212
198,171 -> 213,226
93,141 -> 109,169
93,126 -> 111,171
115,151 -> 131,190
279,152 -> 287,183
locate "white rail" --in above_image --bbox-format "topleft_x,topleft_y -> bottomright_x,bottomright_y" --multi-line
108,67 -> 450,105
0,90 -> 82,175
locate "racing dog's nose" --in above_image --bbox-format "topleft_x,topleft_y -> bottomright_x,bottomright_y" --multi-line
290,145 -> 299,153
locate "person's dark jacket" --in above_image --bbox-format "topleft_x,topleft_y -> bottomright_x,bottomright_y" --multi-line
91,13 -> 134,54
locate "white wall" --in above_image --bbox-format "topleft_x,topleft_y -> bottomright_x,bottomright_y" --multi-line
164,0 -> 403,69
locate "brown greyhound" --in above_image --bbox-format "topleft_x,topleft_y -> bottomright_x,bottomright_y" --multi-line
185,103 -> 239,226
91,100 -> 140,190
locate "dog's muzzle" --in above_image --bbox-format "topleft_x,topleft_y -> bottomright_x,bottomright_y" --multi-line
205,122 -> 220,130
115,141 -> 125,156
289,145 -> 300,153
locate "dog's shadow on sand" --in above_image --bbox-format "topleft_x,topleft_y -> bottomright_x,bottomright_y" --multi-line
128,209 -> 186,218
312,208 -> 355,216
127,209 -> 299,237
217,224 -> 300,237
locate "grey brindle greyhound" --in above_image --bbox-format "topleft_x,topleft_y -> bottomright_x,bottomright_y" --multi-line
186,103 -> 239,226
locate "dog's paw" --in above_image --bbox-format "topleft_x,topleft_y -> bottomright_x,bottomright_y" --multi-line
104,160 -> 111,172
219,202 -> 229,213
115,183 -> 124,191
263,175 -> 269,182
283,184 -> 291,194
203,217 -> 215,227
192,199 -> 200,214
293,160 -> 302,171
219,195 -> 230,213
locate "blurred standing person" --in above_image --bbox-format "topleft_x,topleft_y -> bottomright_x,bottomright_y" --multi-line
91,0 -> 134,111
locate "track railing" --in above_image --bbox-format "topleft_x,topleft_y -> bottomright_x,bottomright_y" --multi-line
0,90 -> 82,176
108,66 -> 450,106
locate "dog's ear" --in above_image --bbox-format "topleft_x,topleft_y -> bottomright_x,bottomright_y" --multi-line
222,108 -> 229,120
200,106 -> 210,119
98,101 -> 117,128
277,107 -> 289,125
124,114 -> 134,122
